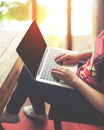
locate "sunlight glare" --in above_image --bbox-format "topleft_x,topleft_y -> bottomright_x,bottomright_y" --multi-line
71,0 -> 93,35
38,0 -> 93,36
37,0 -> 67,37
4,0 -> 27,3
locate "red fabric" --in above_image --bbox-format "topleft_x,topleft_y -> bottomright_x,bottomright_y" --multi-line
94,31 -> 104,59
77,31 -> 104,93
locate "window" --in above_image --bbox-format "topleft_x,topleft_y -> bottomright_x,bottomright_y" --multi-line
36,0 -> 67,48
37,0 -> 94,51
71,0 -> 93,35
0,0 -> 94,51
71,0 -> 94,52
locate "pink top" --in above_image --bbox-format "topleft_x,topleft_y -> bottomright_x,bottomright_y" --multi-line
77,31 -> 104,93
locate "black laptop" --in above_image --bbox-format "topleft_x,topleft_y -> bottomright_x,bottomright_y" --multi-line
16,21 -> 77,89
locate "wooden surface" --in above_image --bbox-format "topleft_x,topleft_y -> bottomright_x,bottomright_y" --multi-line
0,30 -> 26,115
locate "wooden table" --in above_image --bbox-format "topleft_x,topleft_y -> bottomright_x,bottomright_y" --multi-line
0,30 -> 27,129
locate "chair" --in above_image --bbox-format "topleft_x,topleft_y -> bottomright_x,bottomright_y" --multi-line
48,105 -> 104,130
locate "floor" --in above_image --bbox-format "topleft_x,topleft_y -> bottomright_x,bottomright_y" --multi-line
1,99 -> 104,130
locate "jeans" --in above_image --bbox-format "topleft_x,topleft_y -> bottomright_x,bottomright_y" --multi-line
6,66 -> 104,122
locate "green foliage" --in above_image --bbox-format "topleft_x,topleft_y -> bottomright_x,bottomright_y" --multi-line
0,1 -> 29,21
37,5 -> 47,24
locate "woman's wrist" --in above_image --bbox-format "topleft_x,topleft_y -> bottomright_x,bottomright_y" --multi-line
71,75 -> 80,86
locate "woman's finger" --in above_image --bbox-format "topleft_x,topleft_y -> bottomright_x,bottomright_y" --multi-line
55,54 -> 68,63
51,67 -> 66,77
55,54 -> 66,60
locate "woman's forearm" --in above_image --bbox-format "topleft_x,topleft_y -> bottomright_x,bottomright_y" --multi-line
79,51 -> 92,60
74,76 -> 104,114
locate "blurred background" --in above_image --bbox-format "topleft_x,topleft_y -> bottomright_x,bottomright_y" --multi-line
0,0 -> 104,52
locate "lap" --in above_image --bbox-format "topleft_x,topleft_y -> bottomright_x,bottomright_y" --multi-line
21,66 -> 104,119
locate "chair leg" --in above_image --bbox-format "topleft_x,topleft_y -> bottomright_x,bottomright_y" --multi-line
53,120 -> 62,130
0,124 -> 4,130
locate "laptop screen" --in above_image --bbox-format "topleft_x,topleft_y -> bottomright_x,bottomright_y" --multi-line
16,21 -> 47,78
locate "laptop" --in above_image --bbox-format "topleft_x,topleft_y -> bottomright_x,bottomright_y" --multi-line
16,21 -> 78,89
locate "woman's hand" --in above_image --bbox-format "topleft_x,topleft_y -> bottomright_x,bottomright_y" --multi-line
55,52 -> 80,65
51,67 -> 77,85
52,67 -> 104,114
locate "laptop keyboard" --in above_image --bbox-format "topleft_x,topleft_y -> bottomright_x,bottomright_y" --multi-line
40,48 -> 68,82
